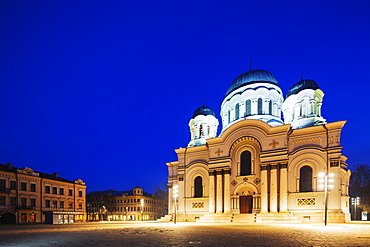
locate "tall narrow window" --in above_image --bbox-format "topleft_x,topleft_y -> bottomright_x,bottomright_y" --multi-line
245,100 -> 251,116
258,98 -> 263,115
228,110 -> 231,124
299,166 -> 312,192
235,103 -> 240,120
199,124 -> 203,137
194,176 -> 203,197
207,125 -> 210,136
269,100 -> 272,115
240,151 -> 252,176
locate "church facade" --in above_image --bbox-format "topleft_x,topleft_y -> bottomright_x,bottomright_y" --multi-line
167,69 -> 351,223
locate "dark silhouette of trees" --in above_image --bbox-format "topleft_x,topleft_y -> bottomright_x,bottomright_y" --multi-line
349,164 -> 370,212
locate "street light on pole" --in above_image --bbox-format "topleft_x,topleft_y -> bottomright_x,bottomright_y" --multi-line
351,197 -> 360,220
319,172 -> 334,225
141,199 -> 144,221
173,184 -> 178,224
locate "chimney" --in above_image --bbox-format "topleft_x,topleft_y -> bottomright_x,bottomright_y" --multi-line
53,172 -> 58,178
7,163 -> 12,169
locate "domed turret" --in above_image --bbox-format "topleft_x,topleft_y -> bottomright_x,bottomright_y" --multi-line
283,79 -> 326,129
225,69 -> 279,96
286,79 -> 319,98
220,69 -> 284,132
188,105 -> 219,147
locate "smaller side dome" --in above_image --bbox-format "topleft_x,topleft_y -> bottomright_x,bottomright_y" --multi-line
192,105 -> 216,119
286,79 -> 319,98
188,105 -> 219,147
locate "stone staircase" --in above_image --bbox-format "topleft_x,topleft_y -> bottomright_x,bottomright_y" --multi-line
255,213 -> 301,223
232,213 -> 256,223
196,213 -> 233,223
156,214 -> 173,222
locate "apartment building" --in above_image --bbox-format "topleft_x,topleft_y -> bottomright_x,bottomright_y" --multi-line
0,163 -> 86,224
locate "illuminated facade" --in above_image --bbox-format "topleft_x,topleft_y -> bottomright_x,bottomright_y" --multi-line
87,186 -> 167,221
167,69 -> 351,223
0,163 -> 86,224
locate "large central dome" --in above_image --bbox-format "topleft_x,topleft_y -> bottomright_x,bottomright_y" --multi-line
225,69 -> 279,96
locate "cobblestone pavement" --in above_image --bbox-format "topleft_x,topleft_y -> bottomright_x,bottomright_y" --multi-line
1,221 -> 370,247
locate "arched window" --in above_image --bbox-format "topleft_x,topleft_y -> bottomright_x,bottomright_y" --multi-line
258,98 -> 263,115
240,151 -> 252,176
194,176 -> 203,197
235,103 -> 240,120
299,166 -> 312,192
245,100 -> 251,116
269,100 -> 272,115
199,124 -> 203,137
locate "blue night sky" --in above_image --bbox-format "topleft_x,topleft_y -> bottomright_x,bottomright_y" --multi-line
1,0 -> 369,193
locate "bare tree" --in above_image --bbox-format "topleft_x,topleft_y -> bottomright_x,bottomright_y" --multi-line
349,164 -> 370,212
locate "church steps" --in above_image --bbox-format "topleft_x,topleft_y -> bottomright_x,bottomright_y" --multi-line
156,214 -> 173,222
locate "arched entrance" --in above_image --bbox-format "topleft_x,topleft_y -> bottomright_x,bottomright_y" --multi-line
239,195 -> 253,214
1,213 -> 16,224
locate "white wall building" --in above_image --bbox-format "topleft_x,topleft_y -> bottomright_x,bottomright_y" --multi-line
167,69 -> 351,223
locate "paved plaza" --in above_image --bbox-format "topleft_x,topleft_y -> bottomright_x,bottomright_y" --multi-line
0,221 -> 370,246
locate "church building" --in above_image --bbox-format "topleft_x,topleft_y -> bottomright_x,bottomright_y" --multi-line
167,68 -> 351,223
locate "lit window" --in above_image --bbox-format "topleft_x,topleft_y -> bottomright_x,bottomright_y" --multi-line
240,151 -> 252,176
258,98 -> 263,115
299,166 -> 313,192
21,182 -> 27,191
269,100 -> 272,115
31,184 -> 36,192
194,176 -> 203,197
235,103 -> 240,120
245,100 -> 251,116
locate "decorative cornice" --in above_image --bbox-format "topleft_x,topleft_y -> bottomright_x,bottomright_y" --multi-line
216,170 -> 223,175
270,164 -> 278,170
330,160 -> 340,167
280,162 -> 288,169
224,169 -> 231,175
292,137 -> 321,144
230,136 -> 261,153
260,165 -> 269,171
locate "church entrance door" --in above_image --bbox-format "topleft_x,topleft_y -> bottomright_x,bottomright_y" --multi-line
239,196 -> 252,214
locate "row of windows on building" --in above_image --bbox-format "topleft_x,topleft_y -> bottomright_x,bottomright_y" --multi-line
92,205 -> 161,213
0,196 -> 83,209
228,99 -> 274,124
90,198 -> 159,205
0,179 -> 83,197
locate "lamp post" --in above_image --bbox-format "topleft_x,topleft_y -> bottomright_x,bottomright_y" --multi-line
351,197 -> 360,220
141,199 -> 144,221
173,185 -> 178,224
319,172 -> 334,225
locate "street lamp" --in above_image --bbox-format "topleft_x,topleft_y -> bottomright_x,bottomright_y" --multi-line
319,172 -> 334,225
173,184 -> 178,224
141,199 -> 144,221
351,197 -> 360,220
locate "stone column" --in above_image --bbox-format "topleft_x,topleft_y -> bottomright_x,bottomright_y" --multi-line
280,163 -> 288,212
216,170 -> 223,213
270,164 -> 278,212
224,169 -> 231,213
261,165 -> 268,213
169,186 -> 173,214
208,171 -> 215,213
178,176 -> 185,213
